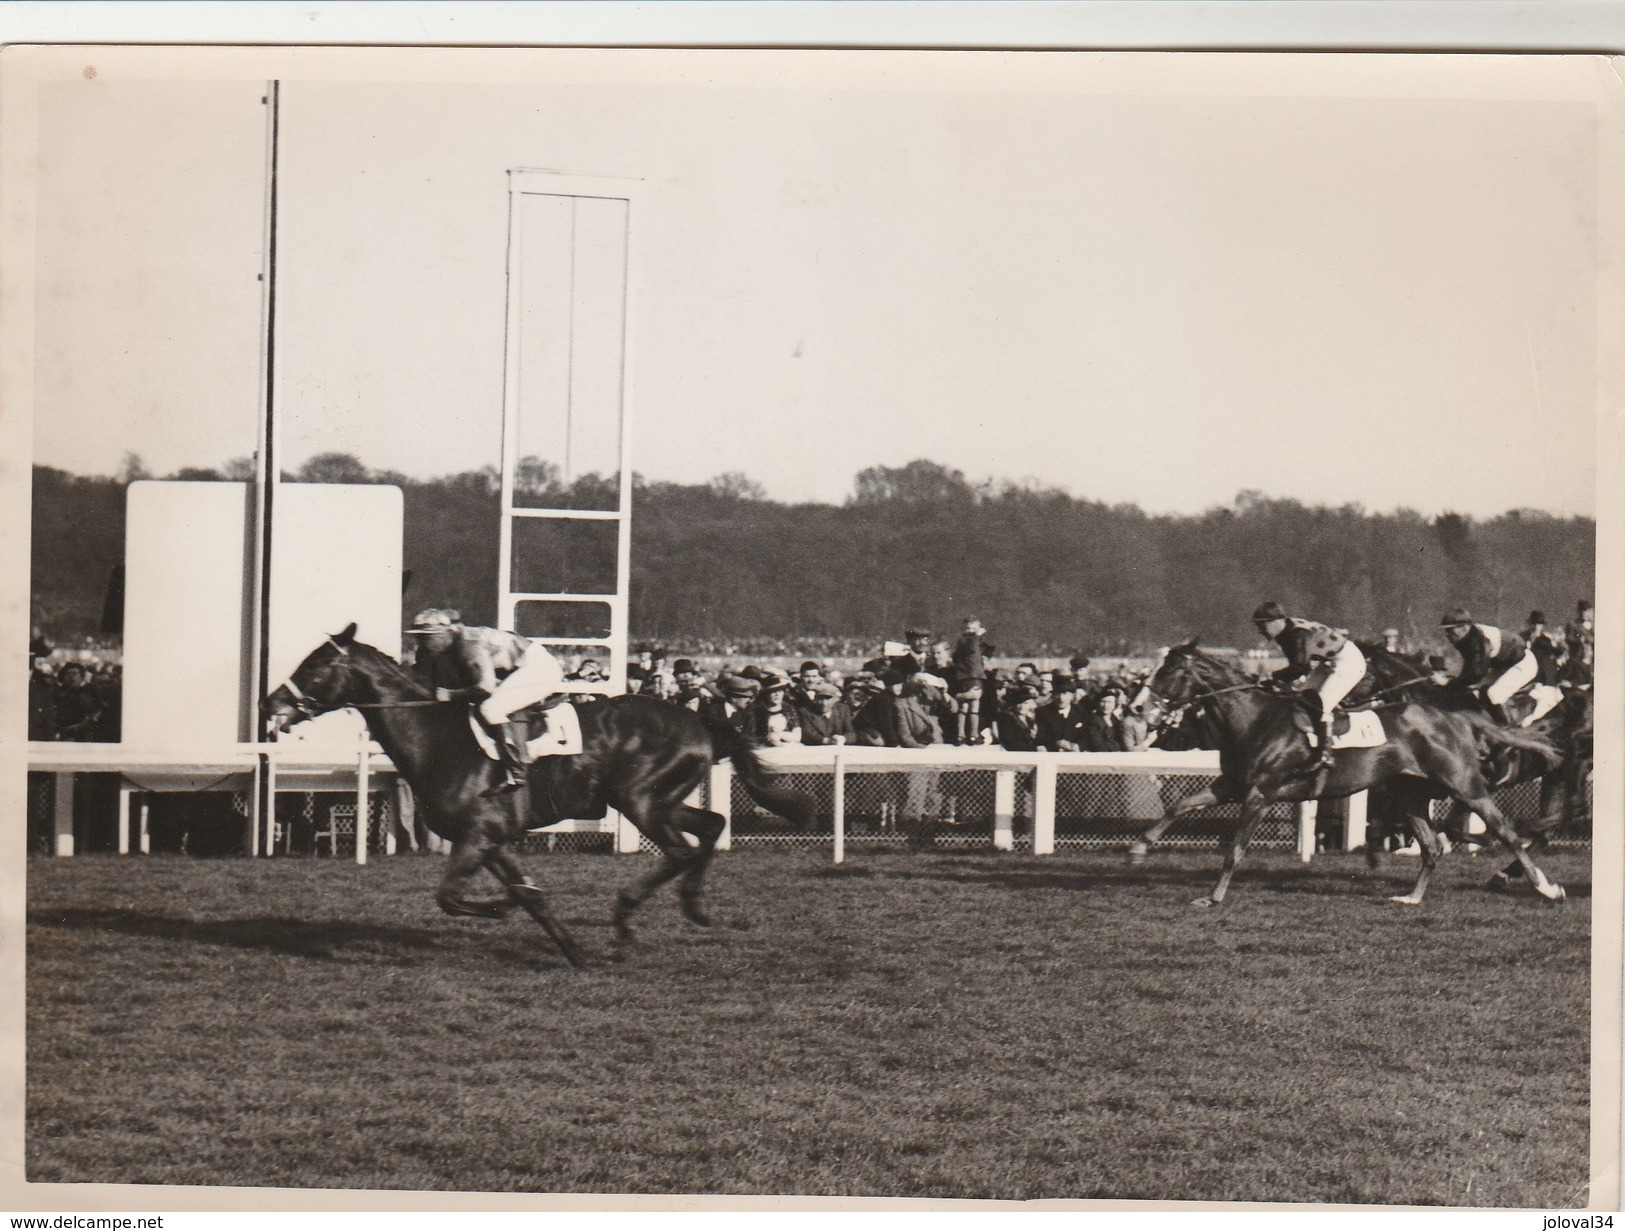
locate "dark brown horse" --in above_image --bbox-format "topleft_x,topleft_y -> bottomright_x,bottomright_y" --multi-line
262,626 -> 813,966
1133,638 -> 1565,907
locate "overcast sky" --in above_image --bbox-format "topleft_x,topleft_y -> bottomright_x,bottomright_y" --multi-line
29,50 -> 1605,517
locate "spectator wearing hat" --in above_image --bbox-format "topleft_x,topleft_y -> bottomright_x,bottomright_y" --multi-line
1439,607 -> 1536,724
1563,600 -> 1594,687
709,672 -> 765,745
994,685 -> 1042,751
889,627 -> 935,682
795,680 -> 855,746
1035,675 -> 1087,751
671,659 -> 717,712
1080,685 -> 1128,752
755,670 -> 803,747
1523,610 -> 1566,686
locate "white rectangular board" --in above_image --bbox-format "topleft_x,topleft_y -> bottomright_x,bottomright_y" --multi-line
121,481 -> 403,753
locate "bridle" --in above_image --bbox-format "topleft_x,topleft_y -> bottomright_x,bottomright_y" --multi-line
271,636 -> 442,728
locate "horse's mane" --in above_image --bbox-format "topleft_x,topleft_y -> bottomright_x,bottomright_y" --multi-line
343,638 -> 438,701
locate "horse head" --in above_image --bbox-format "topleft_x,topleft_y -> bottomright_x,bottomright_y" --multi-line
262,623 -> 371,733
1143,636 -> 1214,709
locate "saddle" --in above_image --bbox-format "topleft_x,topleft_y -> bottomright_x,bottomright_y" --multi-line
467,697 -> 583,760
1290,707 -> 1385,749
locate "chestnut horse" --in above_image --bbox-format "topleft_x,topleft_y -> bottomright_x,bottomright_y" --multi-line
263,626 -> 812,967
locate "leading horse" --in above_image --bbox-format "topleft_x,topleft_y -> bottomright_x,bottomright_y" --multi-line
1131,638 -> 1565,907
262,626 -> 813,967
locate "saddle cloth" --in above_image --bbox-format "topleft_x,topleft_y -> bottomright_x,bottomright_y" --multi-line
1520,683 -> 1565,728
1291,708 -> 1385,750
469,702 -> 583,760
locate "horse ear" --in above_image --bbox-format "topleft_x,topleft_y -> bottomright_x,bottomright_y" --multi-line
1183,634 -> 1201,649
335,622 -> 357,644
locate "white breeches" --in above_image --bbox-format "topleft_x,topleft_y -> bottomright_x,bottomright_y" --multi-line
479,643 -> 567,724
1485,649 -> 1539,706
1312,642 -> 1366,712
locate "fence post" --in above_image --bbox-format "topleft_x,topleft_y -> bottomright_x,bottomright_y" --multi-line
354,734 -> 370,866
138,794 -> 151,855
1032,761 -> 1057,856
1344,791 -> 1367,852
993,769 -> 1015,852
710,761 -> 734,852
53,771 -> 75,857
1297,801 -> 1317,862
832,753 -> 845,864
117,782 -> 133,855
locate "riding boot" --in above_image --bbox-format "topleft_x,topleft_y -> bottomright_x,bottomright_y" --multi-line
1485,701 -> 1512,726
1315,713 -> 1336,770
483,720 -> 530,795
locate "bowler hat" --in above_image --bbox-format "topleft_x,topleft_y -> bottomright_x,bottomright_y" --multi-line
1068,653 -> 1091,671
672,658 -> 698,676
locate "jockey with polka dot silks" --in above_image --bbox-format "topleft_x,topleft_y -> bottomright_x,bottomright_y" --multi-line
1252,600 -> 1366,769
405,608 -> 569,794
1438,608 -> 1537,724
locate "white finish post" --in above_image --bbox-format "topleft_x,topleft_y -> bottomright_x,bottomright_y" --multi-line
992,769 -> 1016,852
711,761 -> 734,852
832,754 -> 845,864
117,783 -> 132,855
354,732 -> 370,866
138,796 -> 151,854
383,773 -> 397,857
1032,761 -> 1057,856
53,771 -> 74,857
1298,801 -> 1318,862
1344,791 -> 1368,852
613,810 -> 640,854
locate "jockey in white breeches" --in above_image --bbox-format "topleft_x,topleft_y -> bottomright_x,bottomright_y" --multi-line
406,608 -> 568,793
1252,600 -> 1366,769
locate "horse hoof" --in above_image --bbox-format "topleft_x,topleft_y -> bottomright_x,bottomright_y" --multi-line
1126,845 -> 1148,865
1540,884 -> 1567,904
1191,897 -> 1214,909
1486,872 -> 1513,891
680,900 -> 713,928
1389,894 -> 1424,906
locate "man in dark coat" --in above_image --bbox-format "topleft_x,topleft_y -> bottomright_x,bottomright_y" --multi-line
1035,675 -> 1087,751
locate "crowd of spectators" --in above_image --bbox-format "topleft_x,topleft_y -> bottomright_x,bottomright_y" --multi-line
612,619 -> 1162,753
28,629 -> 122,742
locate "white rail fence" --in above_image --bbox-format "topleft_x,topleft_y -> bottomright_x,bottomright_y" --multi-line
34,741 -> 1580,862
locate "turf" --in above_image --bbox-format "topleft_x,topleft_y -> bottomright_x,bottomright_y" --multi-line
26,847 -> 1591,1205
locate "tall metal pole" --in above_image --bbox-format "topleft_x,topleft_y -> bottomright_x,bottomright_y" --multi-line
249,80 -> 281,856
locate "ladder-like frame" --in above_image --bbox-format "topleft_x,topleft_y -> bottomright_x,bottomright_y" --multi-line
497,169 -> 638,695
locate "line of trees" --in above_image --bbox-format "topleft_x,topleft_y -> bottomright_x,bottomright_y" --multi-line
31,455 -> 1595,655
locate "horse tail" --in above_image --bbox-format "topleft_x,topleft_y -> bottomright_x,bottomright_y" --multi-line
701,714 -> 817,831
1458,710 -> 1564,773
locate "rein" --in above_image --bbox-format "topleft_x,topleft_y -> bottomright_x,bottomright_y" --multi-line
1147,678 -> 1262,709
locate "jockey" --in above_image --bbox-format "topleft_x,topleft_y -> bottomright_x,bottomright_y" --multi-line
1522,609 -> 1567,686
1439,608 -> 1537,724
1252,600 -> 1366,769
1563,599 -> 1594,688
405,608 -> 569,794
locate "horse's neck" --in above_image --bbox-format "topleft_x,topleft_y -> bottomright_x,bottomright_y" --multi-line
348,655 -> 455,788
1193,673 -> 1274,745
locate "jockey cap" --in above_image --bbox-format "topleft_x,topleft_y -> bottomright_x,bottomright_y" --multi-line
1438,607 -> 1474,628
407,608 -> 460,634
1527,610 -> 1546,625
1252,600 -> 1287,624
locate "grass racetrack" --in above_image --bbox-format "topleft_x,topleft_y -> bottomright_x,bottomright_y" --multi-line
27,847 -> 1590,1205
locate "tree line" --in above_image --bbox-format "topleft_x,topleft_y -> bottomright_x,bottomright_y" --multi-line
31,455 -> 1595,655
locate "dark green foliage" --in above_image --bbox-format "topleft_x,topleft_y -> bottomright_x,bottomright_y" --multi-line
27,850 -> 1588,1202
30,458 -> 1594,654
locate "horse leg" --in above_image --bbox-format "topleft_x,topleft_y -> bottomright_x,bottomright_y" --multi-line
435,838 -> 514,918
482,848 -> 587,968
672,805 -> 726,926
1129,782 -> 1227,862
1388,780 -> 1443,906
1194,788 -> 1267,908
610,789 -> 712,944
1462,793 -> 1564,902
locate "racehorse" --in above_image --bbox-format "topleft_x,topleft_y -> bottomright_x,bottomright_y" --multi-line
1129,638 -> 1565,907
262,625 -> 814,966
